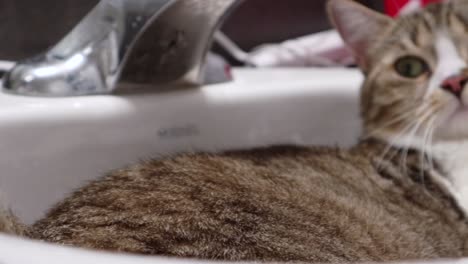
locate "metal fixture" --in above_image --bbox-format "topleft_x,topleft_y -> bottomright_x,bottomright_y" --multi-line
3,0 -> 242,97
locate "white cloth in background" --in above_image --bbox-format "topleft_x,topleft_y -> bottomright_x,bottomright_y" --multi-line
247,30 -> 355,67
244,0 -> 429,68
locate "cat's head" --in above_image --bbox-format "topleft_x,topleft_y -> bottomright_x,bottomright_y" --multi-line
328,0 -> 468,148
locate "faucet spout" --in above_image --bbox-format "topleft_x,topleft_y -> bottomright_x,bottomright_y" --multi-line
3,0 -> 242,97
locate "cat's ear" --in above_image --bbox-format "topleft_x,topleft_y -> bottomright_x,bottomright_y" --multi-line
327,0 -> 394,70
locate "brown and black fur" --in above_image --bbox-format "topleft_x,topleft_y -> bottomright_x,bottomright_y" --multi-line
31,141 -> 468,262
8,0 -> 468,262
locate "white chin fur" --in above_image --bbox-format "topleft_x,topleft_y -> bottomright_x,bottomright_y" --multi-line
432,140 -> 468,215
434,103 -> 468,140
432,106 -> 468,215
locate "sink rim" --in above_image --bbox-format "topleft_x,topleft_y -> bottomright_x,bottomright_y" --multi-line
0,67 -> 364,264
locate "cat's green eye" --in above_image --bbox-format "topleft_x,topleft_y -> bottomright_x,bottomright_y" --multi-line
394,56 -> 428,79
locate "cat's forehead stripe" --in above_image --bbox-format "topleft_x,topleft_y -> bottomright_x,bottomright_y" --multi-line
372,3 -> 468,63
422,10 -> 436,29
442,2 -> 452,26
392,3 -> 465,39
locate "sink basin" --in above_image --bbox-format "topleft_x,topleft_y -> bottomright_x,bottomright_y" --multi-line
0,67 -> 362,263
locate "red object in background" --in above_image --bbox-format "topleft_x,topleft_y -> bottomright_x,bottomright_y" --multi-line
384,0 -> 444,17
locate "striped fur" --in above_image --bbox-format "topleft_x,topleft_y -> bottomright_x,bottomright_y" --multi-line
12,0 -> 468,263
31,143 -> 468,262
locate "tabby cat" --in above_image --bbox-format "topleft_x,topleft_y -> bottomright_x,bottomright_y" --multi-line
7,0 -> 468,262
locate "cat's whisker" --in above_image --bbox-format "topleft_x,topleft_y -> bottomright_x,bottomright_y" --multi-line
428,121 -> 437,172
401,109 -> 437,173
421,118 -> 434,168
376,119 -> 422,163
399,113 -> 431,176
374,105 -> 434,173
365,115 -> 412,138
425,109 -> 442,184
419,116 -> 437,189
365,104 -> 432,138
375,119 -> 424,171
364,103 -> 429,148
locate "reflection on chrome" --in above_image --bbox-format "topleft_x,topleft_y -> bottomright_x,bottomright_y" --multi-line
3,0 -> 242,97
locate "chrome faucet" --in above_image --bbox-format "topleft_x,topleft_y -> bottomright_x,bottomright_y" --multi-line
3,0 -> 242,97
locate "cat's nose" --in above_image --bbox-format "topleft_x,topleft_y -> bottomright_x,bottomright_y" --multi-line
441,75 -> 468,98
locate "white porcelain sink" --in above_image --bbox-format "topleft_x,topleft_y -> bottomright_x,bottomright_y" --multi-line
0,68 -> 363,264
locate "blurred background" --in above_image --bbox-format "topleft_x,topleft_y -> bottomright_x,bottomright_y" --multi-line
0,0 -> 383,61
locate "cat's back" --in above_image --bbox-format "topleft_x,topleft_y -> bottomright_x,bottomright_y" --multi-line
32,145 -> 466,262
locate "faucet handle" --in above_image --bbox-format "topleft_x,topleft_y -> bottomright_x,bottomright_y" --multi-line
120,0 -> 241,88
3,0 -> 243,97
